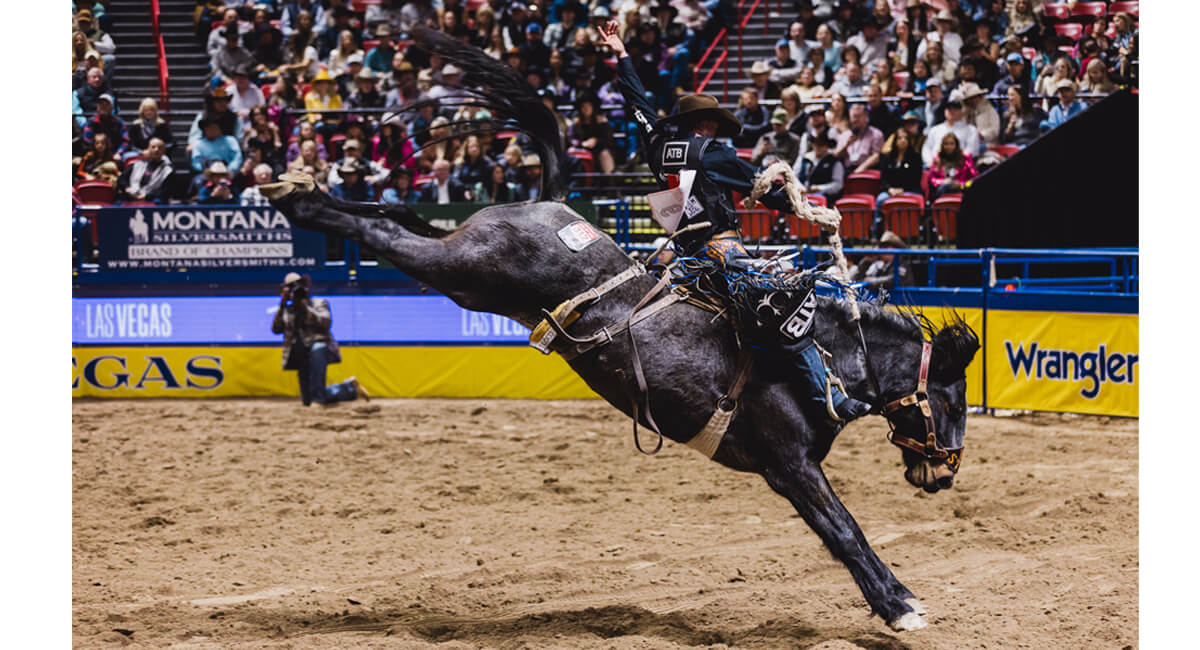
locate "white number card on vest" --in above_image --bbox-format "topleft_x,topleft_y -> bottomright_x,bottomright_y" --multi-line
647,170 -> 697,234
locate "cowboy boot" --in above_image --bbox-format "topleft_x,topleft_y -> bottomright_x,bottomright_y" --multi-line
793,341 -> 872,424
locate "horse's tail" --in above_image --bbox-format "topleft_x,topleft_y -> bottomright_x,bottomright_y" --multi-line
406,25 -> 567,202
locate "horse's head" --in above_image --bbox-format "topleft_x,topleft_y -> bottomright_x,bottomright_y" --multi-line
886,319 -> 980,493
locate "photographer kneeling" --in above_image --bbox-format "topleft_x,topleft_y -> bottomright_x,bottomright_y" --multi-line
271,272 -> 369,406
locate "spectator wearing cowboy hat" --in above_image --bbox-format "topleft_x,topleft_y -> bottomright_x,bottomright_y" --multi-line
328,138 -> 391,187
795,102 -> 831,159
510,154 -> 543,202
748,59 -> 783,101
1040,79 -> 1088,132
569,91 -> 617,174
849,231 -> 909,289
245,9 -> 286,72
304,70 -> 343,137
544,2 -> 583,50
916,9 -> 962,65
428,63 -> 473,110
365,25 -> 399,74
190,115 -> 243,173
210,27 -> 257,86
187,86 -> 246,153
381,167 -> 420,204
796,131 -> 845,201
227,64 -> 266,117
76,9 -> 116,71
846,16 -> 890,70
384,61 -> 430,110
345,66 -> 384,110
364,0 -> 404,33
957,35 -> 998,91
206,7 -> 248,59
330,158 -> 376,202
418,159 -> 472,204
957,81 -> 1000,147
196,160 -> 240,204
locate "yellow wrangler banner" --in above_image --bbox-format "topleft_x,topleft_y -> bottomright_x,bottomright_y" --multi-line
887,306 -> 985,407
72,347 -> 599,399
987,311 -> 1138,417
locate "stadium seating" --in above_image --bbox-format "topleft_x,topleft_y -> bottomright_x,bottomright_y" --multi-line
880,195 -> 925,243
988,144 -> 1021,158
1041,3 -> 1071,24
1068,2 -> 1108,23
929,194 -> 963,245
75,180 -> 117,206
833,195 -> 875,242
843,170 -> 881,197
1108,1 -> 1138,18
739,209 -> 774,241
1053,23 -> 1084,42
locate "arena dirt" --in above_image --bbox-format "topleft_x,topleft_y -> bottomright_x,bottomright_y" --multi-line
73,399 -> 1137,649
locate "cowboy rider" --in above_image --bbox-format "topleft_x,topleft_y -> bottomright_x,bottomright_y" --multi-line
599,19 -> 871,426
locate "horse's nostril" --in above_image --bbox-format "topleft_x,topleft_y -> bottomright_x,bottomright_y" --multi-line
936,475 -> 955,490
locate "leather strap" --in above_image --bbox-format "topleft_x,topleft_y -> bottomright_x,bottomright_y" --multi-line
529,263 -> 646,354
686,350 -> 754,458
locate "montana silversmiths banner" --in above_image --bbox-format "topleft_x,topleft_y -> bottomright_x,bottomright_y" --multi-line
987,310 -> 1138,417
95,206 -> 326,270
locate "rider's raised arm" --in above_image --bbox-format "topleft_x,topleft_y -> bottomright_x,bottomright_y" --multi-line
702,146 -> 799,214
600,19 -> 660,144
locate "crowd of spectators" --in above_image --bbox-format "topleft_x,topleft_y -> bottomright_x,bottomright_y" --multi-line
71,0 -> 1136,209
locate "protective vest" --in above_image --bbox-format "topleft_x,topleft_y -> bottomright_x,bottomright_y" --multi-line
651,133 -> 741,255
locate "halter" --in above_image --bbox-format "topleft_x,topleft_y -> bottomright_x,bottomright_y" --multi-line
857,326 -> 962,473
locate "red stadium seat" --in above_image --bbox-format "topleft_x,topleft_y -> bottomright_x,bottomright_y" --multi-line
1053,23 -> 1084,41
1021,47 -> 1037,61
738,209 -> 774,241
843,170 -> 881,197
1068,2 -> 1107,23
362,39 -> 380,52
351,0 -> 380,11
807,194 -> 827,207
880,195 -> 925,242
736,148 -> 754,162
929,194 -> 963,244
786,197 -> 831,241
75,180 -> 116,206
568,147 -> 595,185
988,144 -> 1021,158
892,70 -> 909,89
1041,3 -> 1070,23
1108,1 -> 1139,18
269,19 -> 281,29
465,0 -> 489,11
414,174 -> 434,187
834,195 -> 875,242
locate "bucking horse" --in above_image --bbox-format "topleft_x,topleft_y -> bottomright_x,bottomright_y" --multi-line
260,26 -> 979,632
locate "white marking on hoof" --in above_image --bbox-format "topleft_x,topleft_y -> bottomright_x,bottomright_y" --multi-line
905,597 -> 927,615
888,611 -> 928,632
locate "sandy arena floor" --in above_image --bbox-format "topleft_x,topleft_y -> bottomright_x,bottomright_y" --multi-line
72,399 -> 1137,649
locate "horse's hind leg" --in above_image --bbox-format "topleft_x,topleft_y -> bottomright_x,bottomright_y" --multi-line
759,457 -> 927,631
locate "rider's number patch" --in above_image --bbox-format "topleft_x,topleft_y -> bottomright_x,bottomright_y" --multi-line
779,290 -> 817,340
557,221 -> 602,252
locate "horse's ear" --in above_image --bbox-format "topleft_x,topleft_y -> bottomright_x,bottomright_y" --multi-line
930,319 -> 980,381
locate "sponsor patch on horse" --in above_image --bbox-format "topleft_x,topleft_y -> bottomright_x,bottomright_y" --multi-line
557,221 -> 602,252
779,290 -> 817,339
662,141 -> 688,167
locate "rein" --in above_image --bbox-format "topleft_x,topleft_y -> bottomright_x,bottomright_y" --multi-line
856,330 -> 962,473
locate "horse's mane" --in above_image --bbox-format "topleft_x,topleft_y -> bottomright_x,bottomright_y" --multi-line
396,26 -> 567,201
821,297 -> 979,380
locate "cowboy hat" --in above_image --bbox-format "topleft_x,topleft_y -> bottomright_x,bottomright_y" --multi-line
520,153 -> 542,167
204,160 -> 231,176
749,60 -> 772,75
1054,78 -> 1078,93
934,8 -> 956,23
311,69 -> 334,83
356,67 -> 376,81
879,231 -> 905,248
956,81 -> 986,100
659,93 -> 742,138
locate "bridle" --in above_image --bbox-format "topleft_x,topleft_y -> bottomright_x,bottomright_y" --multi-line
856,323 -> 962,473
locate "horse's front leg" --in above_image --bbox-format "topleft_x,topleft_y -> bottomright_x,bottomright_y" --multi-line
760,456 -> 927,631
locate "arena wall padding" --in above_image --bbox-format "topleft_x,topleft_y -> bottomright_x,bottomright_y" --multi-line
957,90 -> 1138,249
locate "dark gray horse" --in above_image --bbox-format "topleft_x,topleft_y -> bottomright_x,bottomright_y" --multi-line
258,26 -> 979,632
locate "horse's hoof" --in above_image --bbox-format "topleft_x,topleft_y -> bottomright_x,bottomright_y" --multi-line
905,597 -> 927,616
887,611 -> 928,632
